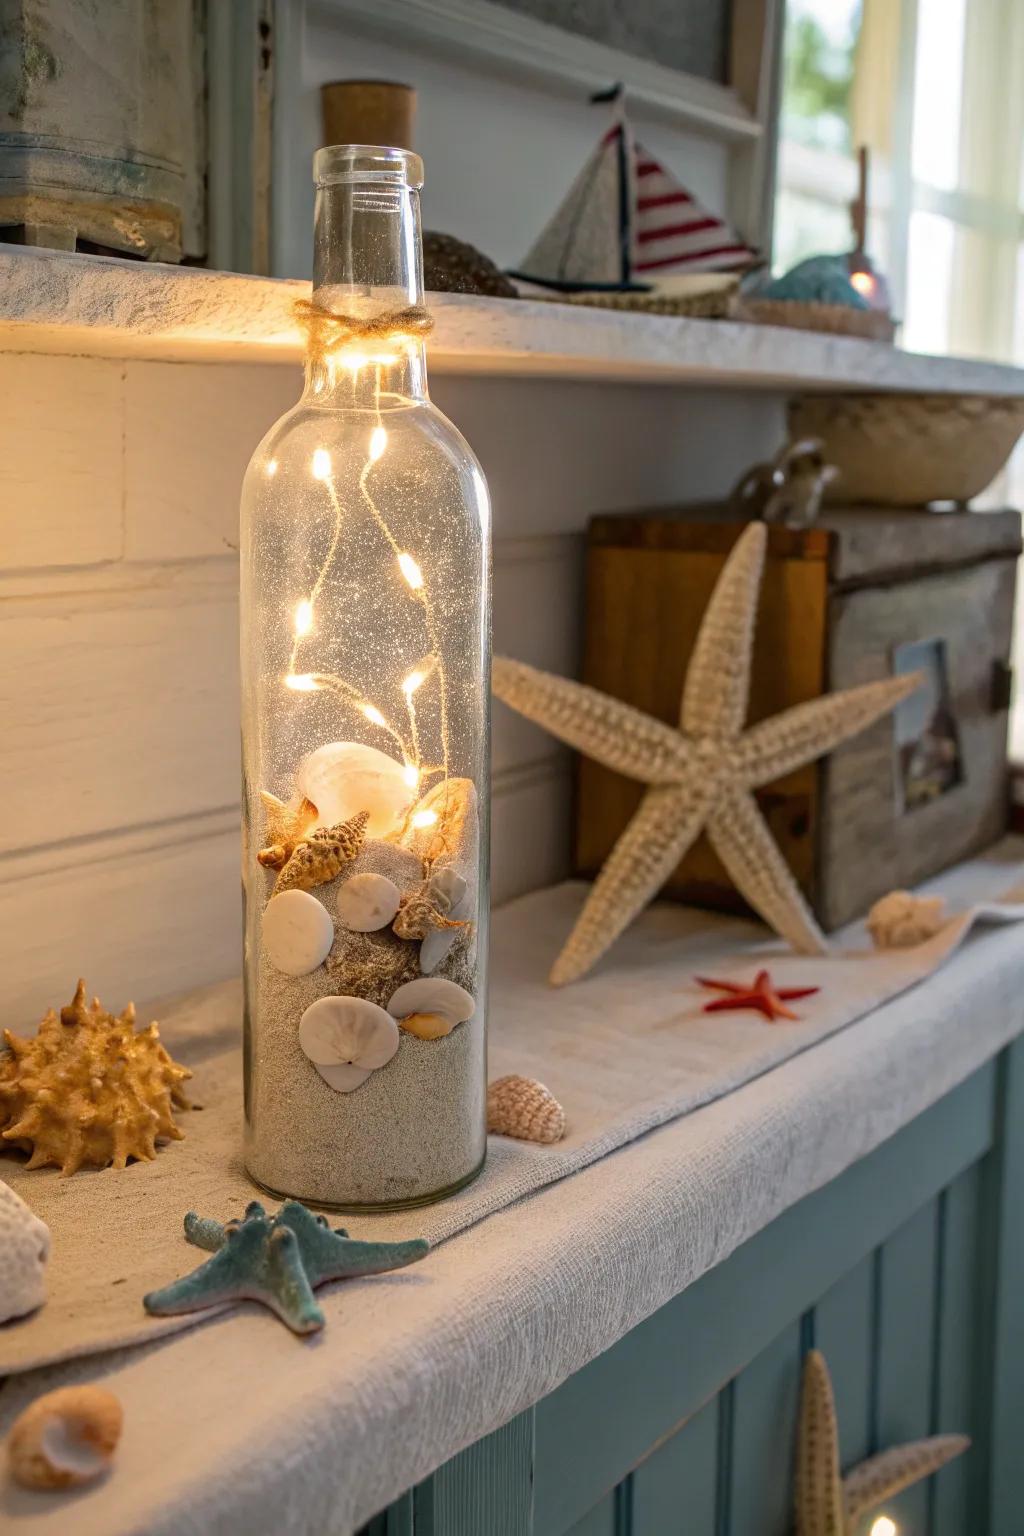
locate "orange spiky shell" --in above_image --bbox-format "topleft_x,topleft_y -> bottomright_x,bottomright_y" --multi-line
0,980 -> 191,1176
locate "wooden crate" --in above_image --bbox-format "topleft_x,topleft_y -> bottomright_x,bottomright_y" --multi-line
578,507 -> 1021,931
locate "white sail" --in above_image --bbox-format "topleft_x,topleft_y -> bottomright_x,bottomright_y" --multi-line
516,127 -> 628,287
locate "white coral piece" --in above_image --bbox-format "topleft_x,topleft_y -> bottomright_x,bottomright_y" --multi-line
0,1180 -> 50,1323
867,890 -> 947,950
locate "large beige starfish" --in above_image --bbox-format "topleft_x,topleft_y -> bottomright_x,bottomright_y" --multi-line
796,1349 -> 968,1534
493,522 -> 920,985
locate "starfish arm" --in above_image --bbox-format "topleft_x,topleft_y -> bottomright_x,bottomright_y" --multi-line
313,1236 -> 431,1284
493,657 -> 690,785
795,1350 -> 845,1536
843,1435 -> 970,1527
737,672 -> 923,789
265,1226 -> 325,1334
681,522 -> 766,741
143,1222 -> 270,1317
184,1211 -> 229,1252
709,787 -> 827,956
551,782 -> 710,986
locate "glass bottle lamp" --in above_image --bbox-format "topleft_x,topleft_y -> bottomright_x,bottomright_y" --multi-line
239,146 -> 491,1209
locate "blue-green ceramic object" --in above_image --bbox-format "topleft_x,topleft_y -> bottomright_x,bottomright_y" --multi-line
144,1199 -> 429,1335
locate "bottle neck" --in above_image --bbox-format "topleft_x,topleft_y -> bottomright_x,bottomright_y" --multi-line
305,179 -> 428,408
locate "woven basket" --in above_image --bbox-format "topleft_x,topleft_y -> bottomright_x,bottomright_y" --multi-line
554,281 -> 739,320
789,392 -> 1024,506
734,297 -> 896,341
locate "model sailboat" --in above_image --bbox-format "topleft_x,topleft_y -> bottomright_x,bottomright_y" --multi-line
514,90 -> 758,292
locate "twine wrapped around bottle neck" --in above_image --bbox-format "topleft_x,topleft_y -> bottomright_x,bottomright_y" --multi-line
294,298 -> 434,359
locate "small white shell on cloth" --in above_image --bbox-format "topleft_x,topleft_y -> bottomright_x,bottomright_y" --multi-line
297,741 -> 412,839
487,1075 -> 566,1144
8,1385 -> 123,1489
337,872 -> 401,932
867,890 -> 947,949
387,977 -> 475,1034
262,890 -> 334,976
299,995 -> 400,1092
0,1182 -> 50,1323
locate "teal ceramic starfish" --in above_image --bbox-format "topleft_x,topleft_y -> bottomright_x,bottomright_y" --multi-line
144,1200 -> 429,1335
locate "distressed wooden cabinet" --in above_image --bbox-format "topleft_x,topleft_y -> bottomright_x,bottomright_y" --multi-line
577,509 -> 1021,931
360,1037 -> 1024,1535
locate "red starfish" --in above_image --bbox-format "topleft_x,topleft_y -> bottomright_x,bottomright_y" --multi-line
696,969 -> 820,1022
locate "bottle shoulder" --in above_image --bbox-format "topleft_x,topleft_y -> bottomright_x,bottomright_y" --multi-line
243,399 -> 487,498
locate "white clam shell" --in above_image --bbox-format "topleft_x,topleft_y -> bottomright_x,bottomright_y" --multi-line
337,872 -> 401,932
0,1182 -> 50,1324
8,1386 -> 123,1490
299,995 -> 400,1093
430,869 -> 468,913
297,741 -> 412,839
387,977 -> 475,1027
420,870 -> 471,974
262,889 -> 334,976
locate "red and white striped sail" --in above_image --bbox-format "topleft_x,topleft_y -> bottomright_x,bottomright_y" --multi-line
515,115 -> 757,288
631,142 -> 756,276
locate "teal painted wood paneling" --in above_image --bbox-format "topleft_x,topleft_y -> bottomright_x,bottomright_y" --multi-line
564,1491 -> 617,1536
727,1322 -> 802,1536
362,1046 -> 1024,1536
532,1064 -> 993,1535
630,1398 -> 718,1536
423,1412 -> 535,1536
980,1034 -> 1024,1536
874,1199 -> 941,1533
813,1255 -> 875,1471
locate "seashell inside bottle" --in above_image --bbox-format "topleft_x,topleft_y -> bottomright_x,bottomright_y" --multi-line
240,145 -> 490,1209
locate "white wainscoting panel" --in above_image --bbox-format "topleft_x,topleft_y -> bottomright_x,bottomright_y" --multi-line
0,347 -> 785,1024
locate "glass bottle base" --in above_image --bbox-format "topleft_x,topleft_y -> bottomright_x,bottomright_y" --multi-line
244,1149 -> 487,1215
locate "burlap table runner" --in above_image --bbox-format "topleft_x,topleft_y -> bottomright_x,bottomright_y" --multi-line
4,846 -> 1024,1377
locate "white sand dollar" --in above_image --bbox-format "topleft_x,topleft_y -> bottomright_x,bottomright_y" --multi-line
297,741 -> 412,839
387,977 -> 475,1027
262,890 -> 334,976
298,995 -> 400,1094
337,872 -> 401,932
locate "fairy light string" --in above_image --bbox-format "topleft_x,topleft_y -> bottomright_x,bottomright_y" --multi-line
283,302 -> 450,800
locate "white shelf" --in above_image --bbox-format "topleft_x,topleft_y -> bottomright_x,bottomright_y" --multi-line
3,243 -> 1024,396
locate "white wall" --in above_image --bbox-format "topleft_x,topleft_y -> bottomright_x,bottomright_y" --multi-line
0,343 -> 784,1026
272,2 -> 732,277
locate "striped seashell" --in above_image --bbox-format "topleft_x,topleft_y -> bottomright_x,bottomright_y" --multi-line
486,1075 -> 566,1145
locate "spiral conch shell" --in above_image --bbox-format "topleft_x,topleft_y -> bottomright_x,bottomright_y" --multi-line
275,811 -> 369,893
8,1386 -> 123,1489
0,981 -> 191,1175
487,1075 -> 566,1144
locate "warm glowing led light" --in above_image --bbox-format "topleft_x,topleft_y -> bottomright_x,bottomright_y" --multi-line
869,1518 -> 898,1536
398,552 -> 423,590
266,458 -> 278,477
403,762 -> 420,788
850,269 -> 875,298
361,703 -> 387,727
294,599 -> 314,637
311,448 -> 331,480
411,809 -> 438,829
285,673 -> 319,692
369,426 -> 387,461
402,668 -> 427,696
